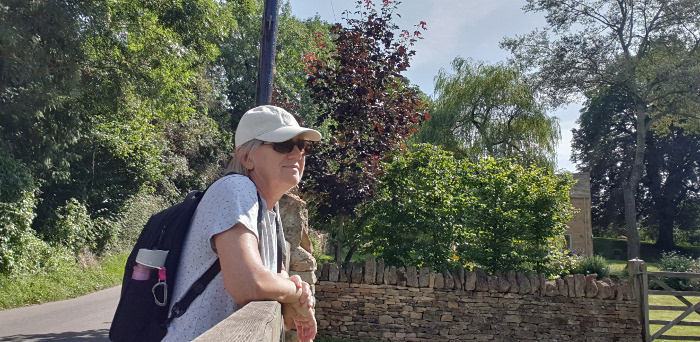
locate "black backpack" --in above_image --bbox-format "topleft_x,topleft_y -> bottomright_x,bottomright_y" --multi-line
109,174 -> 284,342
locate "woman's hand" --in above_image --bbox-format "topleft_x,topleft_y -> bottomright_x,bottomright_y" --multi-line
283,277 -> 317,341
298,281 -> 314,311
293,281 -> 316,341
282,275 -> 304,331
293,311 -> 317,342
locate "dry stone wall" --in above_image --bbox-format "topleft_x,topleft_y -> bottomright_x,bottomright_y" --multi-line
314,259 -> 641,342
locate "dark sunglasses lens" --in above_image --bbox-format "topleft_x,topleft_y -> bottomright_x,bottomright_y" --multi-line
272,140 -> 295,153
271,140 -> 313,154
298,140 -> 313,154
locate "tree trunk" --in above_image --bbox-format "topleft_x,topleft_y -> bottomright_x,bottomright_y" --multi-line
655,172 -> 681,251
645,130 -> 677,251
333,217 -> 346,263
623,102 -> 649,260
622,182 -> 640,259
656,206 -> 675,251
343,244 -> 357,264
333,240 -> 342,263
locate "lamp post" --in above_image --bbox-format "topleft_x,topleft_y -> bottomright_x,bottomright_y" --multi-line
255,0 -> 280,106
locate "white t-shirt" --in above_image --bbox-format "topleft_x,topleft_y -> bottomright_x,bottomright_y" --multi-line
162,174 -> 279,342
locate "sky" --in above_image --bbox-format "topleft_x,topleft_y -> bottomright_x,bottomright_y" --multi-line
286,0 -> 582,172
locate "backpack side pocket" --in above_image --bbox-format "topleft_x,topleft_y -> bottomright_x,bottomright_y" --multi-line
109,277 -> 168,342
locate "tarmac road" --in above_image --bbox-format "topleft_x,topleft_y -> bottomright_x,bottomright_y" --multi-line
0,286 -> 121,342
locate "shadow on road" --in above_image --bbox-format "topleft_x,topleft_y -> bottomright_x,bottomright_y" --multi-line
0,329 -> 109,342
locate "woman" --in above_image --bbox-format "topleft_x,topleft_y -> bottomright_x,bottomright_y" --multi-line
163,105 -> 320,342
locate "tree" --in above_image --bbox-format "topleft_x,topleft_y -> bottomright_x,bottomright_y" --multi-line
417,57 -> 560,169
303,0 -> 429,262
571,88 -> 634,237
501,0 -> 700,259
359,144 -> 576,274
644,126 -> 700,249
32,0 -> 239,235
1,0 -> 242,252
0,0 -> 102,202
572,86 -> 700,250
356,144 -> 466,269
216,1 -> 331,131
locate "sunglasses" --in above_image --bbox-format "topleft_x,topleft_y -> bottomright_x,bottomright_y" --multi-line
264,139 -> 314,154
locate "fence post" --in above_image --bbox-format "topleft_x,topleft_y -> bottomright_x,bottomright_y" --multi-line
629,259 -> 650,342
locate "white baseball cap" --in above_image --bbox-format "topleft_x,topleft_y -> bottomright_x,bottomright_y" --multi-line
235,105 -> 322,147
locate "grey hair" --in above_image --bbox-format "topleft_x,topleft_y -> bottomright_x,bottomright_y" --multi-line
224,139 -> 264,176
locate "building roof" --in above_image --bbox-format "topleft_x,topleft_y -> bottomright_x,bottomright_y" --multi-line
570,172 -> 591,199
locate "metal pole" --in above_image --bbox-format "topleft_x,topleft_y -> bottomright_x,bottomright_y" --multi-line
255,0 -> 280,107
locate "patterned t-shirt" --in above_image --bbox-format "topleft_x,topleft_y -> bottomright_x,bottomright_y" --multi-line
162,174 -> 279,342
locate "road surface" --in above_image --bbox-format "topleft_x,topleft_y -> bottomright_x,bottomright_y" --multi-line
0,286 -> 121,342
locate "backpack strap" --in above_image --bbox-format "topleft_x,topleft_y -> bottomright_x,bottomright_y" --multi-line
164,258 -> 221,325
163,185 -> 270,327
275,206 -> 285,273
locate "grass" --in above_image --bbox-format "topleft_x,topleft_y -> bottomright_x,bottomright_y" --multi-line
0,251 -> 129,310
314,249 -> 373,265
648,294 -> 700,341
315,253 -> 335,263
606,259 -> 661,279
604,256 -> 699,341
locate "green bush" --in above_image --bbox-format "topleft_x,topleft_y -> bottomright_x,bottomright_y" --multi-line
11,232 -> 73,277
358,144 -> 576,275
570,255 -> 611,279
357,144 -> 465,269
656,251 -> 700,290
46,199 -> 96,254
675,228 -> 700,247
0,191 -> 37,274
611,249 -> 624,260
0,190 -> 73,277
547,249 -> 580,277
0,155 -> 34,203
112,188 -> 170,250
456,157 -> 576,275
309,230 -> 331,262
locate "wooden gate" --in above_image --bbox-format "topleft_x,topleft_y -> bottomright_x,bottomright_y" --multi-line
629,260 -> 700,341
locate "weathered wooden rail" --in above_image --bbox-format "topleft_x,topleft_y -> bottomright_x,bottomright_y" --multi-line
194,242 -> 290,341
192,301 -> 282,342
629,259 -> 700,342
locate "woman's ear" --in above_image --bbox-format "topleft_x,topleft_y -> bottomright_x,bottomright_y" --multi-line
238,148 -> 254,170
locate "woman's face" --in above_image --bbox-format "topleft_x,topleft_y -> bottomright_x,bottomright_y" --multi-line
248,139 -> 306,193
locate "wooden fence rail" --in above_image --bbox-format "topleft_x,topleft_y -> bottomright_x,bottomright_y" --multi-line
193,242 -> 290,341
629,259 -> 700,342
193,301 -> 282,342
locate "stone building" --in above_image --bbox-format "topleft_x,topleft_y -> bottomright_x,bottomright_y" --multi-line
565,172 -> 593,256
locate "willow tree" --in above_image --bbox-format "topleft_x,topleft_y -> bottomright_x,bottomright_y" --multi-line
501,0 -> 700,259
418,57 -> 560,169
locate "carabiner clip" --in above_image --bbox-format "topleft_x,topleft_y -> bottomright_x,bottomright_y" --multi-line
152,267 -> 168,307
153,281 -> 168,307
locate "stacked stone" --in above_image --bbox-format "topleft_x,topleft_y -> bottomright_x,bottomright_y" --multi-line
314,259 -> 640,342
315,259 -> 635,301
280,193 -> 317,293
280,193 -> 318,342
